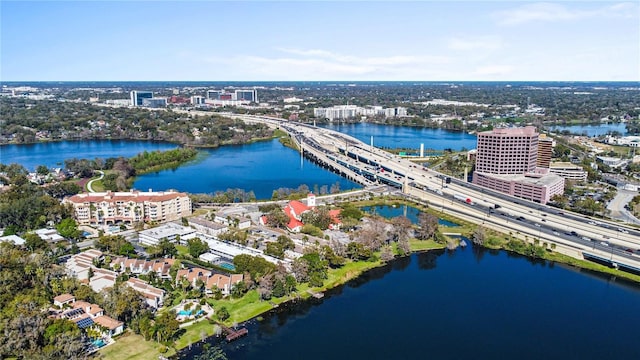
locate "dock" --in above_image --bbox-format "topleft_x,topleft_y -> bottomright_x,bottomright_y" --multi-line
225,327 -> 248,342
219,323 -> 249,342
307,289 -> 324,299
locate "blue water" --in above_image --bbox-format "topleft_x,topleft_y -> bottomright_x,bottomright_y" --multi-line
219,262 -> 236,271
92,339 -> 105,348
133,139 -> 358,199
178,310 -> 192,316
319,123 -> 477,151
549,123 -> 628,137
0,138 -> 358,199
179,248 -> 640,360
0,140 -> 177,171
361,204 -> 460,227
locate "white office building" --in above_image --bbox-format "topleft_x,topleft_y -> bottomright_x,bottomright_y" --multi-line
138,223 -> 197,246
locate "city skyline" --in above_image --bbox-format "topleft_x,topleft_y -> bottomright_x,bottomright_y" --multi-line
1,1 -> 639,82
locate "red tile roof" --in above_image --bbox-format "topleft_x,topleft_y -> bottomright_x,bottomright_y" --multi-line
286,200 -> 310,217
287,217 -> 304,231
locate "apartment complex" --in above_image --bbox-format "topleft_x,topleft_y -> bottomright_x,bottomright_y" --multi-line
66,190 -> 192,225
472,126 -> 564,204
206,89 -> 258,102
313,105 -> 408,121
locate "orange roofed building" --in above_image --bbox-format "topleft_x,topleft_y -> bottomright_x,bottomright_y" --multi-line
280,193 -> 341,232
65,190 -> 191,225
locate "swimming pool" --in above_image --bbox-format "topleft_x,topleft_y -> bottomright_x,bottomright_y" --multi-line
178,310 -> 192,316
219,262 -> 236,271
92,339 -> 106,348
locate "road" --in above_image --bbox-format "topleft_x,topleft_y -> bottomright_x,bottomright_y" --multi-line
229,114 -> 640,271
86,170 -> 104,193
607,189 -> 640,225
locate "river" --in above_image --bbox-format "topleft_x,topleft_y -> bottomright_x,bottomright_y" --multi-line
178,247 -> 640,360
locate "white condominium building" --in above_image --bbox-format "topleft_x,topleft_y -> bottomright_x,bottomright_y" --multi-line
65,190 -> 192,225
314,105 -> 408,121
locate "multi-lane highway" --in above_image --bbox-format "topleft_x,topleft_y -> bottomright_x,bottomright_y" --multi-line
234,114 -> 640,271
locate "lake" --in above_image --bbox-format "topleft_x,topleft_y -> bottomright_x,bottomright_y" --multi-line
0,139 -> 358,199
178,247 -> 640,360
0,140 -> 178,171
361,204 -> 460,226
548,123 -> 629,137
318,123 -> 477,151
133,139 -> 359,199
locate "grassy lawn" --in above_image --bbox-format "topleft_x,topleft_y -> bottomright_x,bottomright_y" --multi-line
100,332 -> 174,360
409,239 -> 446,252
176,244 -> 189,257
544,251 -> 640,282
174,318 -> 220,350
207,290 -> 273,326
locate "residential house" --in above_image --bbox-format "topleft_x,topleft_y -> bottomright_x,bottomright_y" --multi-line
175,267 -> 243,296
110,257 -> 174,279
55,295 -> 124,338
125,278 -> 166,309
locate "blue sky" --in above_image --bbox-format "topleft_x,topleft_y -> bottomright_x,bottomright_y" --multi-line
1,1 -> 638,81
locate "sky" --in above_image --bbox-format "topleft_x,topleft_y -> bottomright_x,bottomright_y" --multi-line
1,1 -> 639,81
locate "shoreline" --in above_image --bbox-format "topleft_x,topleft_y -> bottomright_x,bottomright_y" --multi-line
171,241 -> 640,359
100,223 -> 640,360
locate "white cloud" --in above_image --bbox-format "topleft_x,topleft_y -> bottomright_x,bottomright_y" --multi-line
448,36 -> 503,51
473,65 -> 515,77
495,2 -> 638,26
200,48 -> 452,80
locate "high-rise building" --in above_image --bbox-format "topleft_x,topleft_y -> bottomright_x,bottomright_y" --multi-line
130,91 -> 153,107
474,126 -> 539,174
191,96 -> 205,105
537,134 -> 554,168
206,90 -> 224,100
472,126 -> 564,204
234,89 -> 258,102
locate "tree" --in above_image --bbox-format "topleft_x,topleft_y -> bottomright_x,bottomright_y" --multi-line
24,232 -> 47,251
266,208 -> 289,229
416,212 -> 439,240
155,237 -> 177,258
187,237 -> 209,258
153,310 -> 180,344
230,281 -> 247,299
381,245 -> 394,262
265,242 -> 285,259
233,254 -> 276,281
36,165 -> 49,175
397,238 -> 411,256
276,235 -> 295,251
390,216 -> 412,243
258,275 -> 273,300
346,242 -> 372,260
355,216 -> 388,251
195,345 -> 228,360
56,218 -> 79,240
472,226 -> 486,246
216,306 -> 230,321
320,245 -> 345,268
292,258 -> 310,283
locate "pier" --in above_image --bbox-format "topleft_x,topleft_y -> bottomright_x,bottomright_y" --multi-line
219,323 -> 249,342
307,289 -> 325,299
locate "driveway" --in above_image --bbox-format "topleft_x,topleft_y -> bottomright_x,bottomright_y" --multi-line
607,189 -> 640,225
